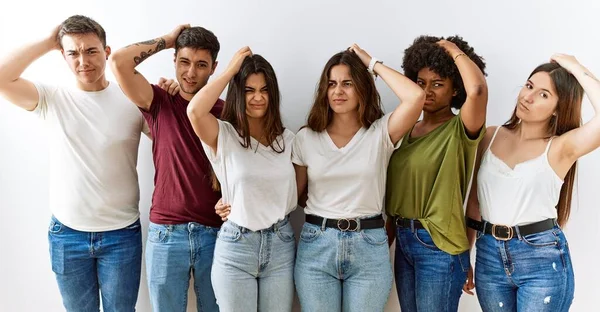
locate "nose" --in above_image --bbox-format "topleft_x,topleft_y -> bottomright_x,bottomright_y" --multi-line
78,54 -> 89,67
333,84 -> 344,95
423,84 -> 433,96
523,90 -> 535,103
252,90 -> 263,101
187,66 -> 197,78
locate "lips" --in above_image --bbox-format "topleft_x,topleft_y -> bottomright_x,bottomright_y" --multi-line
518,102 -> 530,111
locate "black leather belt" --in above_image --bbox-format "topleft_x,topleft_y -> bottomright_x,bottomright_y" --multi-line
394,217 -> 425,229
305,214 -> 384,231
466,217 -> 557,241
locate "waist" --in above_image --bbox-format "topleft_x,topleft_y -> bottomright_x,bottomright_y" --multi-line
225,216 -> 290,233
466,217 -> 558,241
305,214 -> 384,231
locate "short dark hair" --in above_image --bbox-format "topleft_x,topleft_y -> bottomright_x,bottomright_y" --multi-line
402,35 -> 486,109
58,15 -> 106,48
175,27 -> 220,63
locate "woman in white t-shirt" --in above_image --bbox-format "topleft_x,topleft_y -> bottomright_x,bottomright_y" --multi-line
292,44 -> 425,311
187,47 -> 297,312
466,54 -> 600,311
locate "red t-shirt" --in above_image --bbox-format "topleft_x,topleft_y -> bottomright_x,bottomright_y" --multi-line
141,85 -> 224,227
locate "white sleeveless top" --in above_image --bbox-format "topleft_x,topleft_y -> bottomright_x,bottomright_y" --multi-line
477,127 -> 563,226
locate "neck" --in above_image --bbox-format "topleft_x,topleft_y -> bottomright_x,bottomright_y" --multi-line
179,90 -> 194,101
422,106 -> 454,125
329,110 -> 361,133
516,120 -> 551,140
248,116 -> 265,140
77,76 -> 109,92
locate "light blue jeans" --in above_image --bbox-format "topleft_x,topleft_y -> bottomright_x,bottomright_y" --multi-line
211,217 -> 296,312
475,226 -> 574,311
294,220 -> 393,312
145,221 -> 220,312
48,216 -> 142,312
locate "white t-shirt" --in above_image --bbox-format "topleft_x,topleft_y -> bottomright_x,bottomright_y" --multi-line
202,120 -> 297,231
34,82 -> 146,232
292,113 -> 400,219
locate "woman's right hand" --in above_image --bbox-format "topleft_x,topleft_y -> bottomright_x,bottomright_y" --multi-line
225,46 -> 252,76
215,198 -> 231,221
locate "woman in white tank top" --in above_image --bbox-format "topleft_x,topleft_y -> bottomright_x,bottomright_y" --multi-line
466,54 -> 600,312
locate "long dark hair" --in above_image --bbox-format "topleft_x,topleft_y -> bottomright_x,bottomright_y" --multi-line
306,51 -> 383,131
212,54 -> 285,190
504,63 -> 584,226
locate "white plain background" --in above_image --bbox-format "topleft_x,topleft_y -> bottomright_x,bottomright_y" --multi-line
1,1 -> 599,311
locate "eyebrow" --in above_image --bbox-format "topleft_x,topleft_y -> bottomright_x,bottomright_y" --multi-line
329,79 -> 352,83
528,80 -> 553,95
417,77 -> 445,82
245,85 -> 268,90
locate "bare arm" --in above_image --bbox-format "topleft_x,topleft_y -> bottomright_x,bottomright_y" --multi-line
551,54 -> 600,172
465,126 -> 495,248
350,44 -> 425,145
438,39 -> 488,137
294,164 -> 308,207
0,26 -> 60,111
187,47 -> 252,152
110,25 -> 188,111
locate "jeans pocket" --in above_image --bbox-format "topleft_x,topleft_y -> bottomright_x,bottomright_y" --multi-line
48,217 -> 63,234
217,222 -> 242,243
299,223 -> 321,243
276,221 -> 295,243
148,224 -> 169,243
413,229 -> 440,250
360,228 -> 388,245
521,229 -> 559,247
476,230 -> 484,240
457,250 -> 470,273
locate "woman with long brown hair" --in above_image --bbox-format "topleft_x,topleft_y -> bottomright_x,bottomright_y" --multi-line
187,47 -> 297,312
292,44 -> 425,311
466,54 -> 600,311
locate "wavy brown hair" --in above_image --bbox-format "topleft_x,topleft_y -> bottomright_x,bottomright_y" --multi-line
306,51 -> 383,131
211,54 -> 285,190
504,62 -> 584,226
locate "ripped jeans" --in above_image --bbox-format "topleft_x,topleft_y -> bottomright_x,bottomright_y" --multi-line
475,226 -> 574,312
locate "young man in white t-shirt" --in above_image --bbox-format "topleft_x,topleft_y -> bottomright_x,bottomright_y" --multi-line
0,15 -> 150,311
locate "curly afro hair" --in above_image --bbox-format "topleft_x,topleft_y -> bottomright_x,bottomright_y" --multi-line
402,35 -> 486,109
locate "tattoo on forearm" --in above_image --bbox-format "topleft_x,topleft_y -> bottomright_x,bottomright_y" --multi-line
132,38 -> 166,65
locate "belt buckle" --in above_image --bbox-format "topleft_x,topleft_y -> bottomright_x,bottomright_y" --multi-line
337,218 -> 358,232
491,224 -> 513,241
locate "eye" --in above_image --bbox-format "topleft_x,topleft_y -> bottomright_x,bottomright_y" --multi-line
525,83 -> 533,89
328,82 -> 336,87
199,63 -> 208,68
540,92 -> 549,99
87,50 -> 97,54
434,83 -> 443,87
417,80 -> 425,86
343,81 -> 353,87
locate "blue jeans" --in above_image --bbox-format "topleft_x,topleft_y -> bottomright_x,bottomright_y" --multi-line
211,217 -> 295,312
295,220 -> 393,312
47,216 -> 142,312
395,226 -> 469,312
145,221 -> 219,312
475,226 -> 574,312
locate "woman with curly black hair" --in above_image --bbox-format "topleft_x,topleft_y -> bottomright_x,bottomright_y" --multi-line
385,35 -> 487,312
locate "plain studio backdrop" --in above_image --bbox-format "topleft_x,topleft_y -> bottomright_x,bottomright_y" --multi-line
1,1 -> 599,311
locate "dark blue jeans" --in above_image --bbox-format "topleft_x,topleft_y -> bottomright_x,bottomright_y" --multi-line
475,226 -> 574,312
395,226 -> 470,312
48,216 -> 142,312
